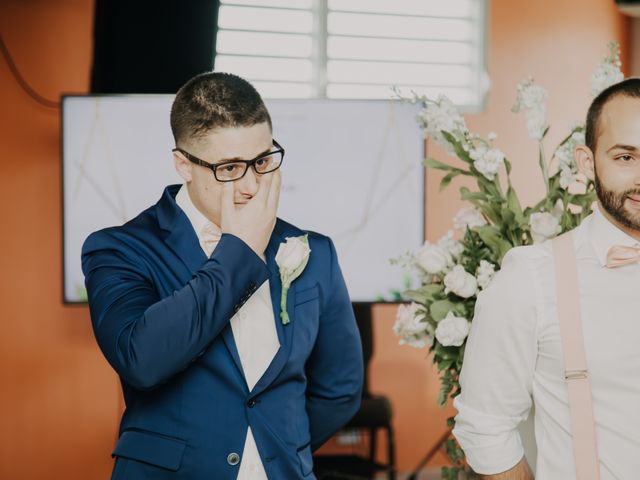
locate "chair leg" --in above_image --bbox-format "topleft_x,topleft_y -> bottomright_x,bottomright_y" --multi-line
369,427 -> 377,463
387,425 -> 396,480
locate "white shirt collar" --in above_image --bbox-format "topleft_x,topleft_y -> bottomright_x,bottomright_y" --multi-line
587,205 -> 640,267
175,184 -> 219,239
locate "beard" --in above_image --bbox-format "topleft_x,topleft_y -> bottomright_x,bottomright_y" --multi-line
594,174 -> 640,232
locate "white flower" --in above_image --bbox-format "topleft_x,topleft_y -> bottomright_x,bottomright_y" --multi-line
525,107 -> 548,140
513,77 -> 548,111
444,265 -> 478,298
591,63 -> 623,97
276,235 -> 311,324
453,207 -> 486,231
473,147 -> 505,181
276,236 -> 311,274
437,230 -> 464,259
554,130 -> 585,189
487,132 -> 498,142
417,95 -> 469,154
393,303 -> 432,348
476,260 -> 496,290
415,242 -> 451,275
512,78 -> 549,140
529,212 -> 561,243
435,311 -> 470,347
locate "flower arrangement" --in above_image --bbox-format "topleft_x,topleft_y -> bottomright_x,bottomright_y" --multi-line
392,42 -> 623,479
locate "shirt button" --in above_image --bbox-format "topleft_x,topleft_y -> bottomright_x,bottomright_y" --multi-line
227,452 -> 240,466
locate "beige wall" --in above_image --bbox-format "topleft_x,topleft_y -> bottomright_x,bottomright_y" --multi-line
0,0 -> 630,477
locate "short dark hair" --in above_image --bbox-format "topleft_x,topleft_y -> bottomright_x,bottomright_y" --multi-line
170,72 -> 271,145
585,77 -> 640,152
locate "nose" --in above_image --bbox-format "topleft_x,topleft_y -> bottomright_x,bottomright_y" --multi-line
236,166 -> 259,197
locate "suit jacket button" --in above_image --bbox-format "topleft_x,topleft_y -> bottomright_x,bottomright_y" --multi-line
227,452 -> 240,466
247,398 -> 256,408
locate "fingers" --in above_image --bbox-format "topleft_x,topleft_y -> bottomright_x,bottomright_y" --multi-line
254,168 -> 273,203
267,170 -> 281,213
220,181 -> 235,228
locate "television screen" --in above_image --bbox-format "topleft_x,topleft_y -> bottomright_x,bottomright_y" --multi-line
62,96 -> 424,303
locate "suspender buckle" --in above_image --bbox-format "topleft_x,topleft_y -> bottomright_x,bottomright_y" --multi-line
565,369 -> 588,380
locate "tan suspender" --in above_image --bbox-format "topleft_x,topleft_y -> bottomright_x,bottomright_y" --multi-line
552,233 -> 600,480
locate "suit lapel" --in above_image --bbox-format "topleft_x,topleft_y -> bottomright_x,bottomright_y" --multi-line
251,224 -> 296,395
156,185 -> 208,274
156,186 -> 246,377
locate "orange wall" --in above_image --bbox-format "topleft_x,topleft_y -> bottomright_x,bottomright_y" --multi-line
1,1 -> 118,479
0,1 -> 630,478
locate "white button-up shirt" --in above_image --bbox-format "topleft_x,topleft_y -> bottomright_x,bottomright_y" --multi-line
453,207 -> 640,479
176,185 -> 279,480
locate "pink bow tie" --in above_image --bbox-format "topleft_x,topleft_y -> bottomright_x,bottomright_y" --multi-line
200,222 -> 222,257
605,244 -> 640,268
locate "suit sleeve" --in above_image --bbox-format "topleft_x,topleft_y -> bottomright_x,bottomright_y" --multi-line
82,231 -> 270,391
305,237 -> 364,451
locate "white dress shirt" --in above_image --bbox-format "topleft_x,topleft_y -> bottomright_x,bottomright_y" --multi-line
176,185 -> 280,479
453,207 -> 640,479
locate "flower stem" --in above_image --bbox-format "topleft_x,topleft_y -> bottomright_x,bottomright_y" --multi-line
538,140 -> 549,195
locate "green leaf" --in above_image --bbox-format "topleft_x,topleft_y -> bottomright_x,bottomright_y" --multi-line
430,299 -> 457,321
424,157 -> 466,173
440,171 -> 459,191
506,186 -> 524,222
476,225 -> 514,261
460,187 -> 487,202
441,131 -> 473,163
403,289 -> 433,305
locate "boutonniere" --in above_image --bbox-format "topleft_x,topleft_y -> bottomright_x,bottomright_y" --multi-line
275,235 -> 311,325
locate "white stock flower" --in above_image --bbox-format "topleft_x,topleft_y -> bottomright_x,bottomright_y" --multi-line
525,107 -> 548,140
529,211 -> 562,243
476,260 -> 496,290
393,303 -> 432,348
487,132 -> 498,142
512,78 -> 549,140
554,130 -> 585,189
444,265 -> 478,298
591,63 -> 624,97
453,207 -> 486,231
435,311 -> 470,347
415,242 -> 451,275
437,230 -> 464,258
417,95 -> 469,154
473,147 -> 505,180
560,166 -> 578,189
513,77 -> 548,111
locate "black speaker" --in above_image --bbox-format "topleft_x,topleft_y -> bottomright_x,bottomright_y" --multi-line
91,0 -> 220,94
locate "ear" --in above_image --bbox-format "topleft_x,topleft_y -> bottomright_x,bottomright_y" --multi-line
575,145 -> 595,182
173,150 -> 193,182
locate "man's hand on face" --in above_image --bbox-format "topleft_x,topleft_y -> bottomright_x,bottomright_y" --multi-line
220,170 -> 281,257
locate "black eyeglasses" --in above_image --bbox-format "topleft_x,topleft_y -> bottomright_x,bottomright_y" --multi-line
172,139 -> 285,182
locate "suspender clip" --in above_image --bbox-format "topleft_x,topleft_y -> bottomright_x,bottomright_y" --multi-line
565,369 -> 588,380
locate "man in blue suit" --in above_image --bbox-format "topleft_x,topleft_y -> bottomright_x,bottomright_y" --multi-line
82,72 -> 363,479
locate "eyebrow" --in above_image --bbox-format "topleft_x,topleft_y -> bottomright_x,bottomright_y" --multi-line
606,144 -> 640,154
216,147 -> 274,164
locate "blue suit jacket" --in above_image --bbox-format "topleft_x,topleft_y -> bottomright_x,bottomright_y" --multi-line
82,185 -> 363,479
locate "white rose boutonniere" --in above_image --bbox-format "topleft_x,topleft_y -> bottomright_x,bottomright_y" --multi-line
275,235 -> 311,325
